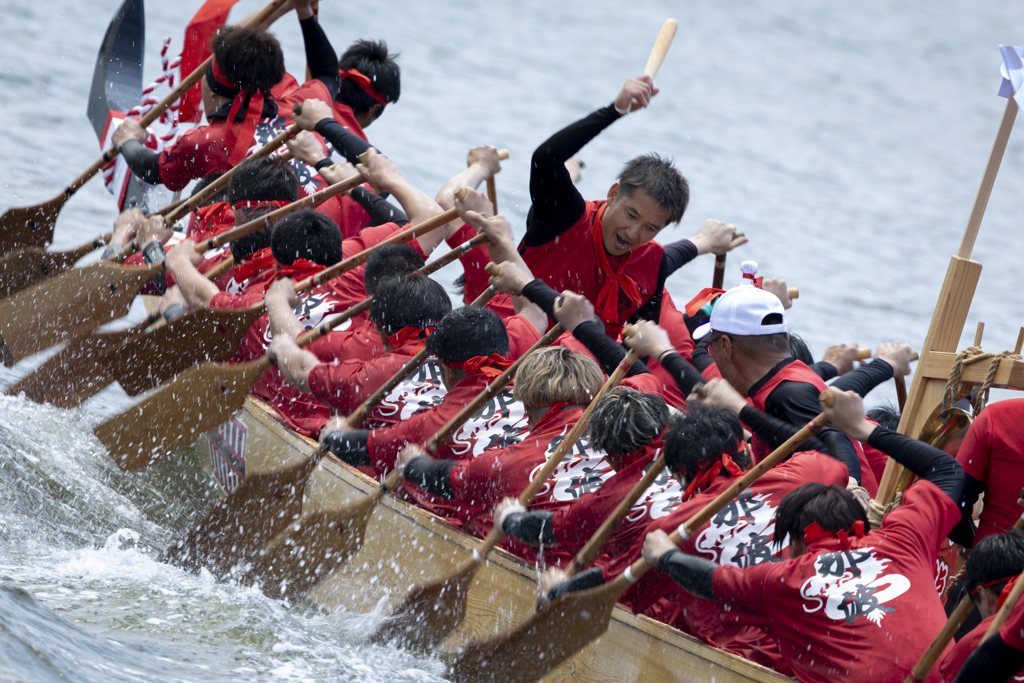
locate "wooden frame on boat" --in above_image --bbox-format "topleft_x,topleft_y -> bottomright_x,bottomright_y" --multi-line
196,396 -> 788,683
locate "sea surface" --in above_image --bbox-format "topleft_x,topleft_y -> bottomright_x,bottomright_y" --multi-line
1,1 -> 1023,680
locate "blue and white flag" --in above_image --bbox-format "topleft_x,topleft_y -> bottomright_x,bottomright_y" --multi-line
998,45 -> 1024,106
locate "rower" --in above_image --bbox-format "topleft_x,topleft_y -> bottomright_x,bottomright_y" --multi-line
112,1 -> 341,197
638,388 -> 963,683
940,530 -> 1024,681
522,74 -> 746,339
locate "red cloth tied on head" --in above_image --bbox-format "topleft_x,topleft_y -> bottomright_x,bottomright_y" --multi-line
591,203 -> 644,326
228,246 -> 275,283
231,199 -> 290,211
681,449 -> 743,502
273,258 -> 326,284
742,271 -> 764,288
208,56 -> 270,166
803,520 -> 866,547
445,353 -> 514,379
340,68 -> 389,107
684,287 -> 726,317
387,326 -> 435,351
997,575 -> 1022,612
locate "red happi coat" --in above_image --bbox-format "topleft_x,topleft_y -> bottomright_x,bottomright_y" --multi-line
941,613 -> 1024,682
449,405 -> 618,566
520,200 -> 663,339
617,451 -> 849,668
712,479 -> 959,683
749,359 -> 878,496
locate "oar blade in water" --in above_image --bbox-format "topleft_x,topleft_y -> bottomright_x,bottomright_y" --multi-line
447,580 -> 622,683
0,246 -> 92,300
246,496 -> 379,601
94,358 -> 269,471
372,558 -> 477,648
0,261 -> 162,365
104,304 -> 264,396
0,193 -> 67,256
161,454 -> 321,579
6,324 -> 144,406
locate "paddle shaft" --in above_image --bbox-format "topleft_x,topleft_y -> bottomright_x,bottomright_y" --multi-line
984,568 -> 1024,640
609,394 -> 833,594
566,453 -> 667,579
904,595 -> 974,682
644,19 -> 677,78
712,254 -> 726,289
164,125 -> 300,225
67,0 -> 290,200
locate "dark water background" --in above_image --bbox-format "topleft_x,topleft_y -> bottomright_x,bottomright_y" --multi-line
1,1 -> 1024,680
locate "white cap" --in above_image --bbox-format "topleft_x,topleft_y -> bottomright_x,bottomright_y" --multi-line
694,260 -> 787,338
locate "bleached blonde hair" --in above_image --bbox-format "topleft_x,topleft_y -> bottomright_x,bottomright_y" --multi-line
513,347 -> 604,408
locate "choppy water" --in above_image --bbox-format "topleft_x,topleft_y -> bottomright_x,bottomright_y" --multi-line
1,1 -> 1024,681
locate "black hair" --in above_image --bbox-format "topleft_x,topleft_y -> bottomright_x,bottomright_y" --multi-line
964,529 -> 1024,599
773,483 -> 868,550
229,204 -> 280,263
228,156 -> 298,206
270,209 -> 343,267
616,153 -> 688,224
867,406 -> 901,431
337,40 -> 400,114
663,403 -> 749,482
363,243 -> 424,295
788,333 -> 814,365
190,172 -> 228,206
212,26 -> 285,93
589,387 -> 669,457
426,306 -> 509,362
370,274 -> 451,335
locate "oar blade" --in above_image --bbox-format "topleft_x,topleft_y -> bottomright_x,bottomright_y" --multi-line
0,194 -> 67,256
94,358 -> 268,472
0,248 -> 80,300
246,497 -> 378,601
161,455 -> 319,579
0,261 -> 161,365
447,581 -> 622,683
5,325 -> 140,406
372,559 -> 477,649
104,305 -> 263,396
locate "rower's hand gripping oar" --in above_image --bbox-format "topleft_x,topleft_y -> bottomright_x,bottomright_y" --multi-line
93,197 -> 468,471
0,171 -> 362,367
0,0 -> 291,255
371,343 -> 636,649
161,239 -> 496,578
447,390 -> 836,683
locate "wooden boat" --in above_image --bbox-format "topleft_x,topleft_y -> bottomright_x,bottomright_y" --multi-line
195,395 -> 789,683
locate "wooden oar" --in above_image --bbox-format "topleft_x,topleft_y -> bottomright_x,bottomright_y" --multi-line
373,345 -> 635,649
93,203 -> 466,471
0,173 -> 360,367
232,286 -> 505,599
712,253 -> 726,289
165,277 -> 498,583
903,511 -> 1024,682
447,390 -> 834,683
103,197 -> 486,397
0,0 -> 290,255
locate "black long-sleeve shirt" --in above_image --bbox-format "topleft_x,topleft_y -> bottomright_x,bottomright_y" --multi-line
525,104 -> 699,324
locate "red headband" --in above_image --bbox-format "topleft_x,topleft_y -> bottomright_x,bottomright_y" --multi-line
387,326 -> 435,351
340,68 -> 389,108
231,199 -> 290,211
803,520 -> 866,545
208,56 -> 241,94
445,353 -> 514,379
681,449 -> 743,502
742,271 -> 764,289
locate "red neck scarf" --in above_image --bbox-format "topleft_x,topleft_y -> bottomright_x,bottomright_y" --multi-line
592,203 -> 644,325
190,201 -> 234,241
386,326 -> 435,351
998,575 -> 1022,612
229,247 -> 275,283
532,402 -> 571,431
273,258 -> 326,286
340,68 -> 389,107
208,57 -> 270,165
803,521 -> 866,549
681,450 -> 743,502
742,271 -> 764,288
445,353 -> 515,379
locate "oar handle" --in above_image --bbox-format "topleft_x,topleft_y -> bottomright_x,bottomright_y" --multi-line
426,323 -> 565,453
421,234 -> 488,276
566,453 -> 668,579
894,375 -> 908,412
195,174 -> 364,255
643,19 -> 678,78
486,177 -> 498,214
984,567 -> 1024,640
904,594 -> 973,683
202,254 -> 236,281
788,287 -> 799,300
712,254 -> 726,289
611,391 -> 834,592
165,124 -> 300,225
151,196 -> 189,218
291,188 -> 468,295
